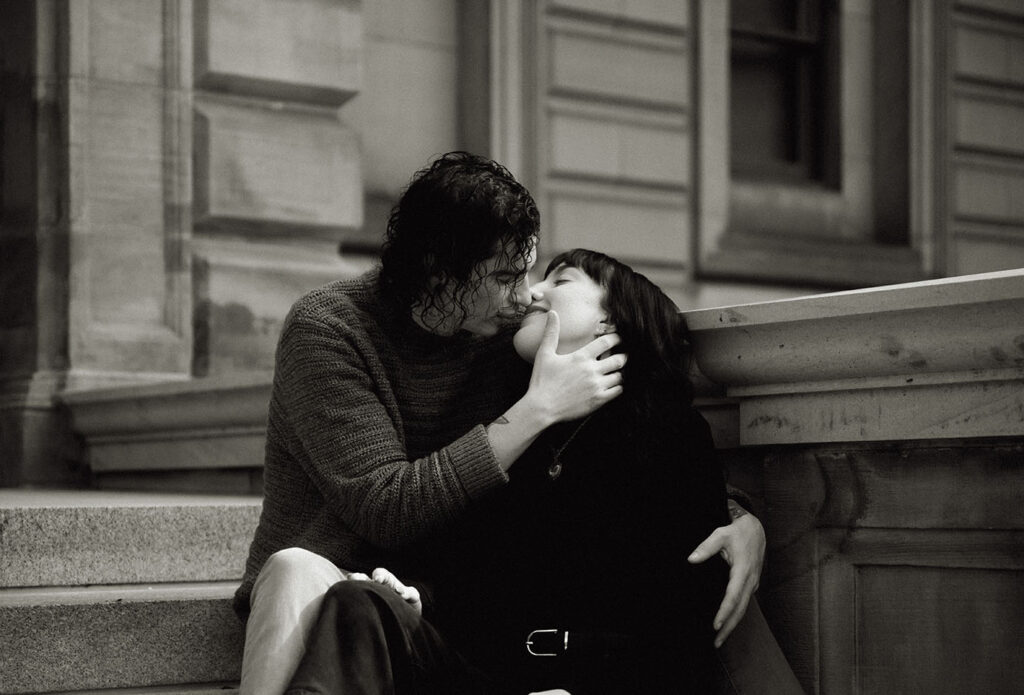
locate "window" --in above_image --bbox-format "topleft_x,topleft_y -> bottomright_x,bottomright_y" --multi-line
729,0 -> 839,186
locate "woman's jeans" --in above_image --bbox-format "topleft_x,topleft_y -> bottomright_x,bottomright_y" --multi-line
239,548 -> 804,695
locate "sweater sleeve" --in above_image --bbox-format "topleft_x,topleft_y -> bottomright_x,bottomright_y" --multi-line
273,307 -> 509,550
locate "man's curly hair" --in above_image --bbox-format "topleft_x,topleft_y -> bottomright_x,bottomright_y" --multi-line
379,152 -> 540,328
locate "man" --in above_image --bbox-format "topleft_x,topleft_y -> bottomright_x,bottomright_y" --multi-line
236,152 -> 769,694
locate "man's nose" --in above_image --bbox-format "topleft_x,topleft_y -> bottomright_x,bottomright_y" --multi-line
513,277 -> 534,307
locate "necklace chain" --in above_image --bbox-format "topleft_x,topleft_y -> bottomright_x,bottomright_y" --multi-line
548,414 -> 593,480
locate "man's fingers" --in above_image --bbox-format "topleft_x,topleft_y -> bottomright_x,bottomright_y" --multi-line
713,573 -> 741,631
715,585 -> 752,647
688,528 -> 726,564
577,331 -> 622,359
537,311 -> 561,355
347,571 -> 370,581
599,370 -> 624,390
597,352 -> 627,375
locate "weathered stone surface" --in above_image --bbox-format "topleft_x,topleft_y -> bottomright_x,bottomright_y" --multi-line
194,98 -> 362,233
195,0 -> 362,105
686,269 -> 1024,445
0,490 -> 260,587
0,584 -> 243,693
191,237 -> 370,377
61,376 -> 272,492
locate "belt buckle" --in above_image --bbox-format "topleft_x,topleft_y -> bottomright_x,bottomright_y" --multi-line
526,628 -> 567,657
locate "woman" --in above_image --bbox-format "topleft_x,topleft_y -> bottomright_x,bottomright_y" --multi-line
425,249 -> 729,693
288,249 -> 742,693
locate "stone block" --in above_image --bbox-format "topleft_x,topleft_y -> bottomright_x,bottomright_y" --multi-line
550,0 -> 690,28
548,17 -> 689,107
549,104 -> 689,186
954,162 -> 1024,225
342,38 -> 457,193
364,0 -> 456,46
0,490 -> 260,587
194,98 -> 362,234
62,375 -> 273,491
195,0 -> 361,106
79,0 -> 165,84
548,181 -> 689,265
64,75 -> 192,379
955,95 -> 1024,157
192,237 -> 371,375
0,584 -> 243,693
951,232 -> 1024,275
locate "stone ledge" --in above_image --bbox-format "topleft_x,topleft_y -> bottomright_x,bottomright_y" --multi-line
0,490 -> 260,587
53,686 -> 238,695
685,268 -> 1024,445
48,686 -> 237,695
62,375 -> 271,476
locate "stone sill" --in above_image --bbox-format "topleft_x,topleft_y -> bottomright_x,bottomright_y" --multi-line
62,270 -> 1024,473
62,374 -> 272,474
685,268 -> 1024,445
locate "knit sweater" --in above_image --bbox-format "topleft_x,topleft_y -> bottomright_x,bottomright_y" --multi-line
234,270 -> 529,617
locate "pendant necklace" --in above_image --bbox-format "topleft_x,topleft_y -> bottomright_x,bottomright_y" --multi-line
548,414 -> 593,480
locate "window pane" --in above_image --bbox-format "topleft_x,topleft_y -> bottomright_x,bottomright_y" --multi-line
730,39 -> 801,172
731,0 -> 803,34
729,0 -> 834,183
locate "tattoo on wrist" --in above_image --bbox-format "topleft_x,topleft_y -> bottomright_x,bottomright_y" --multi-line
727,499 -> 748,520
493,415 -> 510,425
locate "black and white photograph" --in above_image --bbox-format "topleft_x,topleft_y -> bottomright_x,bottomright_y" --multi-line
1,1 -> 1022,693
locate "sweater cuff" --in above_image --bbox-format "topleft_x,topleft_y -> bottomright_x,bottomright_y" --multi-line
450,424 -> 509,501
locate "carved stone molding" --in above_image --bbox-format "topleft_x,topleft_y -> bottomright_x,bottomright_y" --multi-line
63,375 -> 272,479
687,268 -> 1024,444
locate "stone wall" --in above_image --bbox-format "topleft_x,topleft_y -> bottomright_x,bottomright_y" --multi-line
688,268 -> 1024,694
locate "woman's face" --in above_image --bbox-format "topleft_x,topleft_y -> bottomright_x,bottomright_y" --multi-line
513,264 -> 609,361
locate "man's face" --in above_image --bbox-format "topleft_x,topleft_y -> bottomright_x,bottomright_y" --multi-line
456,240 -> 538,337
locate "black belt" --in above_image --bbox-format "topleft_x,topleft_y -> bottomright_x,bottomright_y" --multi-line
525,628 -> 639,658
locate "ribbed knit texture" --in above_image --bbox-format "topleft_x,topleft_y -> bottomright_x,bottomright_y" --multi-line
234,271 -> 528,617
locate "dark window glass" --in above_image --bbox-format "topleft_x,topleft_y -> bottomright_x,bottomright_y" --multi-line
730,0 -> 837,185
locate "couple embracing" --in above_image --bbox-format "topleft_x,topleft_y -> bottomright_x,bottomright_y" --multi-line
236,152 -> 803,695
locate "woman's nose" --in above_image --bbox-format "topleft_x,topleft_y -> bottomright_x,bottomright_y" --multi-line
528,281 -> 547,301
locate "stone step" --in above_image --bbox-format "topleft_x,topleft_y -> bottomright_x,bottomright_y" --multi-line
0,583 -> 244,694
43,687 -> 238,695
0,490 -> 261,587
0,490 -> 258,693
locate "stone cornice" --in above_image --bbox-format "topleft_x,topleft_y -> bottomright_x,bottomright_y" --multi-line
62,373 -> 272,436
686,269 -> 1024,445
62,374 -> 272,473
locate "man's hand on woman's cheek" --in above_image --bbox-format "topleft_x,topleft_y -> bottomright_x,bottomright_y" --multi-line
527,311 -> 626,423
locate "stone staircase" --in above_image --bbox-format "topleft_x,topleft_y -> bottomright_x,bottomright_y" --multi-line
0,489 -> 261,694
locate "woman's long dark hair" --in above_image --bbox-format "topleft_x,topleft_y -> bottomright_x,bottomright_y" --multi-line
544,249 -> 694,415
